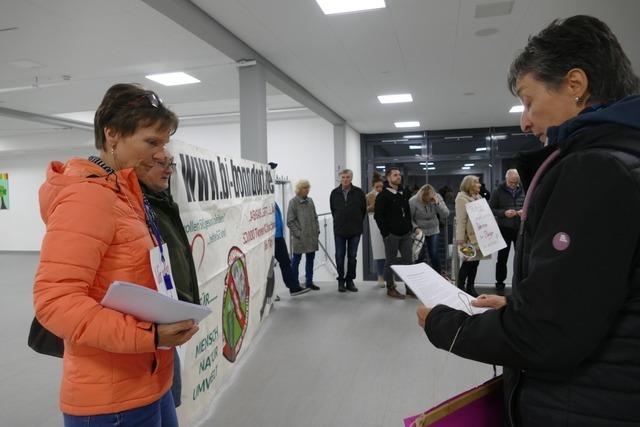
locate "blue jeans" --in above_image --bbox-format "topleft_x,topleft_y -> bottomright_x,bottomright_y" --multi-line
171,349 -> 181,407
334,235 -> 361,281
63,390 -> 178,427
375,259 -> 385,277
420,233 -> 441,273
291,252 -> 315,285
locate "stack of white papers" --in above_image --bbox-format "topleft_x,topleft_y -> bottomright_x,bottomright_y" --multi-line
101,281 -> 212,324
391,263 -> 489,315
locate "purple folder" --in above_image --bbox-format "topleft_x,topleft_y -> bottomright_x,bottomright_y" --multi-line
404,376 -> 503,427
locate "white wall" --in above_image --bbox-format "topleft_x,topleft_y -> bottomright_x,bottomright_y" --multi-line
172,121 -> 241,159
0,147 -> 94,251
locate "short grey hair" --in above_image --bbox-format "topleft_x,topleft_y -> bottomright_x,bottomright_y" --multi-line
339,169 -> 353,177
505,169 -> 520,180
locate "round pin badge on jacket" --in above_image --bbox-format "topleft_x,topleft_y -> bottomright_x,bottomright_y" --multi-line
552,232 -> 571,251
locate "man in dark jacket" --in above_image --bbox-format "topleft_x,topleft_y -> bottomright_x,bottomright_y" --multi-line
137,151 -> 201,408
374,167 -> 415,299
417,15 -> 640,425
489,169 -> 525,294
330,169 -> 366,293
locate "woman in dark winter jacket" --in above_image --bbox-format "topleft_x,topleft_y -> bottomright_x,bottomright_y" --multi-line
417,15 -> 640,426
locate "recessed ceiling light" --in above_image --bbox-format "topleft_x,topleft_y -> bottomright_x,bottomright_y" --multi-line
376,166 -> 386,169
464,163 -> 475,167
428,162 -> 434,166
145,72 -> 200,86
428,167 -> 436,171
419,162 -> 427,165
316,0 -> 386,15
476,147 -> 488,152
409,145 -> 422,150
509,105 -> 524,113
403,135 -> 422,139
395,121 -> 420,128
462,166 -> 472,170
378,93 -> 413,104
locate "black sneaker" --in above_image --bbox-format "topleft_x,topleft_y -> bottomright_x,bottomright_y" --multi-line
290,287 -> 311,296
346,280 -> 358,292
306,283 -> 320,291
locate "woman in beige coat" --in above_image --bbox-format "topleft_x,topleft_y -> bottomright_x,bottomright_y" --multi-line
455,175 -> 483,296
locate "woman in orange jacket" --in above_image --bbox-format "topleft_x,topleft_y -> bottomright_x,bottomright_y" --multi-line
33,83 -> 199,426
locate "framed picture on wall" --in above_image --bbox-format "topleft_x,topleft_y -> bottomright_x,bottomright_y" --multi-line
0,173 -> 9,210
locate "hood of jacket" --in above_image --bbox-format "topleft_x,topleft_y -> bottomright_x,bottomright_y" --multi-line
39,157 -> 144,224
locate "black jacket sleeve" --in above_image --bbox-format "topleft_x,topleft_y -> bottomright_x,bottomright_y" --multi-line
374,191 -> 389,237
425,151 -> 640,370
489,187 -> 505,217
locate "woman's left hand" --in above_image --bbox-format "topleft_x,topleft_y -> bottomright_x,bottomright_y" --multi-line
417,304 -> 432,329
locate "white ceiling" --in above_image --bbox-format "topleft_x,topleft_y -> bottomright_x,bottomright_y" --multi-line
0,0 -> 639,147
193,0 -> 640,132
0,0 -> 305,147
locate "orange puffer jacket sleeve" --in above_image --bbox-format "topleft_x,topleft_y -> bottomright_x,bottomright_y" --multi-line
34,182 -> 156,354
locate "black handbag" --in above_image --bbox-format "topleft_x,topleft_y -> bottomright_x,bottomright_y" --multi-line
27,317 -> 64,358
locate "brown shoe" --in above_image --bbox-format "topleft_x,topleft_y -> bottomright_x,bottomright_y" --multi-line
387,288 -> 406,299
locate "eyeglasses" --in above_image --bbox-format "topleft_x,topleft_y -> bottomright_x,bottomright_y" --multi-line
128,92 -> 162,108
153,159 -> 176,170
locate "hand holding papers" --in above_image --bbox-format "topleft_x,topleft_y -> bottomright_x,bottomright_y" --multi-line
101,281 -> 212,324
391,263 -> 489,315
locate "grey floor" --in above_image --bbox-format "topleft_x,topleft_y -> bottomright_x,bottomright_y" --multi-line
1,253 -> 499,427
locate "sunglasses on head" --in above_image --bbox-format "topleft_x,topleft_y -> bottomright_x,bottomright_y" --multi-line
127,92 -> 162,109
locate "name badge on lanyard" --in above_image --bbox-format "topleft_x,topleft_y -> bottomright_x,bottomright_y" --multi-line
150,243 -> 178,300
144,196 -> 178,301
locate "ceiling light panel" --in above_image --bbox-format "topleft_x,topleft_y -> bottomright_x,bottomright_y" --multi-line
145,72 -> 200,86
509,105 -> 524,113
395,121 -> 420,128
316,0 -> 386,15
378,93 -> 413,104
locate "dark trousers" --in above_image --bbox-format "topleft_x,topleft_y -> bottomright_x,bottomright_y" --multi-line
496,227 -> 518,284
383,232 -> 413,289
335,234 -> 361,281
457,260 -> 480,290
419,233 -> 441,273
292,252 -> 316,285
275,237 -> 299,289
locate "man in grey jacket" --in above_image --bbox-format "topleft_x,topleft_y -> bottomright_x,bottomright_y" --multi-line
489,169 -> 525,294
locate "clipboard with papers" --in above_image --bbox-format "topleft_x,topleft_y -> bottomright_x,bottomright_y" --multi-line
101,281 -> 212,324
391,263 -> 489,315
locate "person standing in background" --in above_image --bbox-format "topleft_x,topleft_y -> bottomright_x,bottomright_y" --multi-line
455,175 -> 484,297
274,202 -> 311,296
135,149 -> 201,409
374,167 -> 416,299
366,173 -> 386,287
409,184 -> 449,275
287,180 -> 320,290
489,169 -> 525,295
330,169 -> 367,293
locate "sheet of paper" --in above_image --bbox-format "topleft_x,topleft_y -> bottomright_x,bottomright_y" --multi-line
465,198 -> 507,256
391,263 -> 489,315
101,281 -> 212,324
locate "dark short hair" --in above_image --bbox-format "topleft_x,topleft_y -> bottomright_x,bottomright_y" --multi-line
385,167 -> 400,177
94,83 -> 179,150
508,15 -> 639,103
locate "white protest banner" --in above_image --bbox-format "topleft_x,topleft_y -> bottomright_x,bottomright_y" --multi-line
169,141 -> 276,426
465,198 -> 507,256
